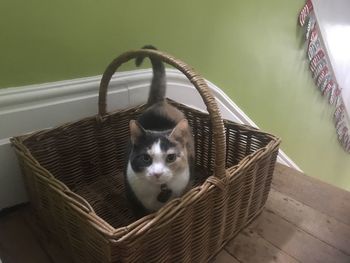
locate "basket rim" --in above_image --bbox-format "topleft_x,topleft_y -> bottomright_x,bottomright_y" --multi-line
11,101 -> 281,241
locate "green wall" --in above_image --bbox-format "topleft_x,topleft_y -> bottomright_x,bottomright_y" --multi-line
1,0 -> 350,190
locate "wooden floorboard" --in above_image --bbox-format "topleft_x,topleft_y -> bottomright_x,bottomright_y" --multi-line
272,163 -> 350,226
0,209 -> 51,263
266,188 -> 350,257
1,163 -> 350,263
249,209 -> 350,263
211,249 -> 240,263
23,209 -> 73,263
225,226 -> 299,263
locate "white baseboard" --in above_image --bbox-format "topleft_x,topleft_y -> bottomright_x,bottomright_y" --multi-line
0,69 -> 301,210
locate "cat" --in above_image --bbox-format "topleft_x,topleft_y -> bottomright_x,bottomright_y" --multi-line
124,45 -> 194,217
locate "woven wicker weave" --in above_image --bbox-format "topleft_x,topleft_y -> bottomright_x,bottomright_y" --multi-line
11,49 -> 280,263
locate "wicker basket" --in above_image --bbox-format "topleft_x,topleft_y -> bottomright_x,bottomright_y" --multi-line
11,49 -> 280,263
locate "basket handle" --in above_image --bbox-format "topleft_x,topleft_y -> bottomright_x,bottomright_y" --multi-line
98,49 -> 226,179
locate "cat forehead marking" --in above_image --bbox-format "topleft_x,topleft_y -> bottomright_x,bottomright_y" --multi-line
148,140 -> 163,157
148,139 -> 176,156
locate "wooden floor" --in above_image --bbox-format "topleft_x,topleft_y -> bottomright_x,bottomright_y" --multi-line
1,163 -> 350,263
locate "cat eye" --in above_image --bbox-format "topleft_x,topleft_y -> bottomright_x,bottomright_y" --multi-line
166,153 -> 177,163
141,154 -> 152,165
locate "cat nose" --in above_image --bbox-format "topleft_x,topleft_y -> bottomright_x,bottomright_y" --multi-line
153,173 -> 162,179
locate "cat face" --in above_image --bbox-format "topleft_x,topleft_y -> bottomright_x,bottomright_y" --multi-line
129,120 -> 189,185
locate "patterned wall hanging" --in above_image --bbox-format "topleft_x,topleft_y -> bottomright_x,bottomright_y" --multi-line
299,0 -> 350,153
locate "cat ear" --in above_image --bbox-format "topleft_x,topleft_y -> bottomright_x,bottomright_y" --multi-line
129,120 -> 145,144
169,119 -> 189,142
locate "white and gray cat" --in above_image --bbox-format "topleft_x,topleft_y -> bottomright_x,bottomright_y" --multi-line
125,45 -> 194,217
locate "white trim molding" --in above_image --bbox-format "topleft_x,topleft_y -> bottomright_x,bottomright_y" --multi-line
0,69 -> 301,210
